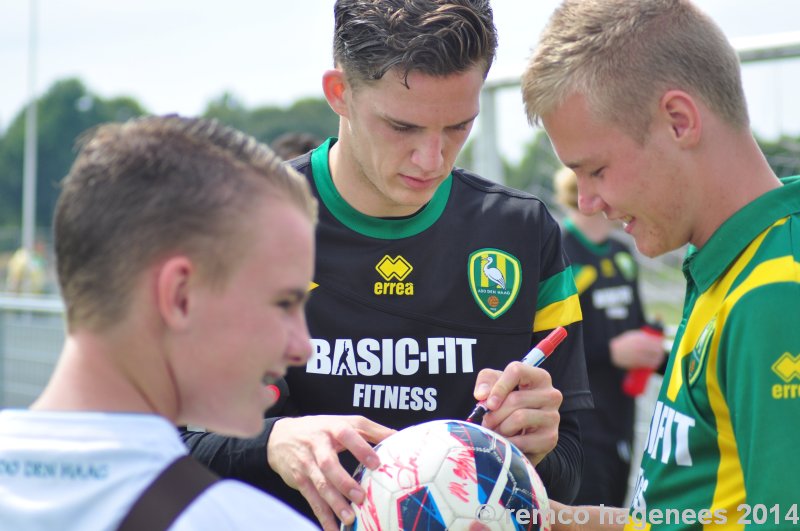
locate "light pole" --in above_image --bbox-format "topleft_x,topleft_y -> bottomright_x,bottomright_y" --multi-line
22,0 -> 39,253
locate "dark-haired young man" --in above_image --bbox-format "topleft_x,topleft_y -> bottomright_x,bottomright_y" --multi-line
185,2 -> 592,529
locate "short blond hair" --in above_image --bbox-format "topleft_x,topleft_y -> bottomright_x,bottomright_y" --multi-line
55,115 -> 317,331
522,0 -> 749,142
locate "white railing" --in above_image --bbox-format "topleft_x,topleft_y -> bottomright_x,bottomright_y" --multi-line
0,293 -> 64,313
0,293 -> 65,408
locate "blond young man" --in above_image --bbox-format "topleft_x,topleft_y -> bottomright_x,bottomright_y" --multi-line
522,0 -> 800,529
0,116 -> 319,530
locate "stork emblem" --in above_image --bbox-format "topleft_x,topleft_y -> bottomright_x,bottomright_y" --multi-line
481,256 -> 506,289
467,248 -> 522,319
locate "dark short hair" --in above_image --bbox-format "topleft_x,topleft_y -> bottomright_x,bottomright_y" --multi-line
333,0 -> 497,86
271,132 -> 323,160
55,115 -> 317,331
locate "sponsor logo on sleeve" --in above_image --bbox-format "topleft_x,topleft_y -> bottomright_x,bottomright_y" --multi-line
772,352 -> 800,399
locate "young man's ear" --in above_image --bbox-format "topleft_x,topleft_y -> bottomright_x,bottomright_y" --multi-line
322,69 -> 350,117
156,256 -> 194,330
660,89 -> 702,147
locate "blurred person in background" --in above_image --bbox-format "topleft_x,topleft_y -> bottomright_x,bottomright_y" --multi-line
553,166 -> 665,507
5,240 -> 47,294
271,132 -> 324,160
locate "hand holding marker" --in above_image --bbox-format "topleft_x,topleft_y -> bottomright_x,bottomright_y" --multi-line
466,326 -> 568,424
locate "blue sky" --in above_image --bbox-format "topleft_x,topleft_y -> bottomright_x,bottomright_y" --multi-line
3,0 -> 800,162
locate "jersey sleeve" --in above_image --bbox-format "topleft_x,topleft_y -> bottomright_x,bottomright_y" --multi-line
534,409 -> 583,503
534,222 -> 593,413
181,419 -> 286,493
717,280 -> 800,518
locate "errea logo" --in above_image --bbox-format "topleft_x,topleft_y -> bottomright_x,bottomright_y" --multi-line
376,255 -> 412,281
771,352 -> 800,400
772,352 -> 800,382
374,255 -> 414,296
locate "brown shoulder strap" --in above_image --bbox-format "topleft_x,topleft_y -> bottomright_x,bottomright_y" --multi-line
117,455 -> 220,531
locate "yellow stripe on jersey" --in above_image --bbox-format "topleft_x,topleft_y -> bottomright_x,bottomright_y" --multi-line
666,221 -> 781,401
706,254 -> 800,527
309,281 -> 319,291
533,292 -> 582,332
660,216 -> 792,529
573,264 -> 597,295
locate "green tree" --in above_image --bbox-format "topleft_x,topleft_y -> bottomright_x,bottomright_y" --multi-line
0,124 -> 24,228
0,78 -> 146,239
455,138 -> 475,170
506,130 -> 562,199
201,92 -> 253,132
203,94 -> 338,146
0,80 -> 341,250
758,135 -> 800,177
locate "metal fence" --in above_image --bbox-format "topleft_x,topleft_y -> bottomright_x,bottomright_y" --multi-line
0,293 -> 64,408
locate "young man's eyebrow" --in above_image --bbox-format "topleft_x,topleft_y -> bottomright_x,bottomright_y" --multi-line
383,113 -> 479,129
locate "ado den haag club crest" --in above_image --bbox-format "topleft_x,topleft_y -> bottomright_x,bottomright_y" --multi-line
468,248 -> 521,319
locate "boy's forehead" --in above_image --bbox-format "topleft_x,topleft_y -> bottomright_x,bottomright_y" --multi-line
542,94 -> 616,168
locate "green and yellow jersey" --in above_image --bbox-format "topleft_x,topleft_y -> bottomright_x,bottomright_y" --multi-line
626,176 -> 800,530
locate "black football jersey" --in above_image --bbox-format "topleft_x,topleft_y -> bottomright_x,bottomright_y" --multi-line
285,139 -> 592,429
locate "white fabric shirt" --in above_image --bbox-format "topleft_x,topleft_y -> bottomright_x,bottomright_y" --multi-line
0,410 -> 318,530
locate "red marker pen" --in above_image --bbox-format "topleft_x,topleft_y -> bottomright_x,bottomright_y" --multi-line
467,326 -> 568,424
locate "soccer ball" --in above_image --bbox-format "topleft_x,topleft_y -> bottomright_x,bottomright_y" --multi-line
343,419 -> 550,531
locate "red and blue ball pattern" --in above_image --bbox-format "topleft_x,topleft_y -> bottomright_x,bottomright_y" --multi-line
344,419 -> 550,531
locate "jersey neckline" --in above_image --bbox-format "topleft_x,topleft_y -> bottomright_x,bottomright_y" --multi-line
684,175 -> 800,291
310,138 -> 452,239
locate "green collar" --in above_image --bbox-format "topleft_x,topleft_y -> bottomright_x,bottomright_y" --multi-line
564,217 -> 611,255
683,175 -> 800,291
310,138 -> 452,239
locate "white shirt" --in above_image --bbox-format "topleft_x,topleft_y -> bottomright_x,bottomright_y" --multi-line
0,410 -> 318,530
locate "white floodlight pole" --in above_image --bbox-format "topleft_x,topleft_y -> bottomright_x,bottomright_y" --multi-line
22,0 -> 39,253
